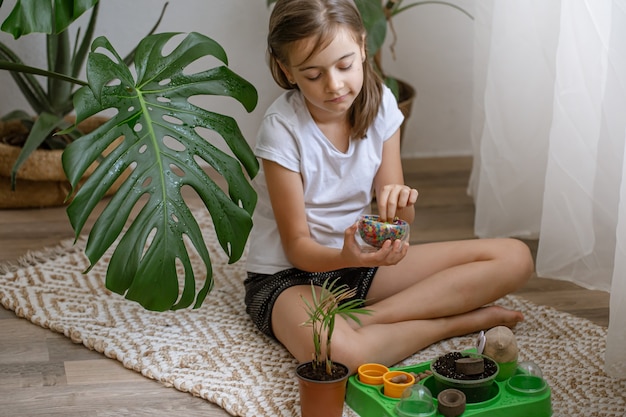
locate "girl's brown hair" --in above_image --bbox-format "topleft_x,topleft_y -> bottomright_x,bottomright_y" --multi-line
267,0 -> 383,139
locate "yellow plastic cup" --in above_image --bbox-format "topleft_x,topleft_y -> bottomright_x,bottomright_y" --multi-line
383,371 -> 416,398
357,363 -> 389,385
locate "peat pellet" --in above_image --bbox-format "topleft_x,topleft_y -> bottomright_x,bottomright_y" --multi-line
437,389 -> 466,417
389,374 -> 409,383
455,357 -> 485,375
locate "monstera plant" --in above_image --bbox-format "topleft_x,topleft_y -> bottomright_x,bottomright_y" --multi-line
0,1 -> 259,311
63,33 -> 258,312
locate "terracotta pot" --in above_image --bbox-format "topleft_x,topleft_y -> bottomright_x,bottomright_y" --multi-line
0,117 -> 122,208
397,79 -> 416,146
296,362 -> 350,417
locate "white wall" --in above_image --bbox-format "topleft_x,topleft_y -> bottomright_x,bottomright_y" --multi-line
0,0 -> 474,157
383,1 -> 475,156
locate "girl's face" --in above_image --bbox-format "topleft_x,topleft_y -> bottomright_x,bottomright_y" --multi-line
279,27 -> 365,123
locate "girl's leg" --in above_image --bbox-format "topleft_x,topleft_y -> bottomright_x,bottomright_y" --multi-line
331,305 -> 524,371
272,285 -> 340,365
360,238 -> 533,326
272,285 -> 523,372
271,237 -> 533,373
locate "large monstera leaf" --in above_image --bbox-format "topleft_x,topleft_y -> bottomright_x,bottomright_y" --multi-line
62,33 -> 259,311
0,0 -> 99,37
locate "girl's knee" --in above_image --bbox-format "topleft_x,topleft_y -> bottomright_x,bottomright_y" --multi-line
501,238 -> 534,286
326,334 -> 369,373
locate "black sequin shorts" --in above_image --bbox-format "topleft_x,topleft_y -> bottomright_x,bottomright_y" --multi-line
244,267 -> 378,339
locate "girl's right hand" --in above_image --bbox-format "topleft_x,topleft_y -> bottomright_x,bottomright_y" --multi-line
341,223 -> 409,267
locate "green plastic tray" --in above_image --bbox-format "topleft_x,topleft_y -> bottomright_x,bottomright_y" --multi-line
346,358 -> 552,417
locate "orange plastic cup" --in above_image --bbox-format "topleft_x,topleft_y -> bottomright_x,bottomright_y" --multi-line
383,371 -> 416,398
357,363 -> 389,385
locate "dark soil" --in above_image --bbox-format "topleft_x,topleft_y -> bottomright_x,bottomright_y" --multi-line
297,361 -> 349,382
1,119 -> 72,149
0,129 -> 28,147
432,352 -> 497,381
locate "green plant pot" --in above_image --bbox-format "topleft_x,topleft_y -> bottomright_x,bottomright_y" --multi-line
430,353 -> 499,403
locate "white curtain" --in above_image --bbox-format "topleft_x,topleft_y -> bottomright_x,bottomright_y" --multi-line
469,0 -> 626,378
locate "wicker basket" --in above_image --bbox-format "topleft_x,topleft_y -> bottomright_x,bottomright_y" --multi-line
0,117 -> 122,209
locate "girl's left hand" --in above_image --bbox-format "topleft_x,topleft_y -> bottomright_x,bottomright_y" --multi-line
342,223 -> 409,267
377,184 -> 418,221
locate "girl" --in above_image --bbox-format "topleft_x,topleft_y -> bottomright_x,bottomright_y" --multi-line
245,0 -> 533,373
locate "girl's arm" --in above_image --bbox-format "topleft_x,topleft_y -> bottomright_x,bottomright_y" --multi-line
263,159 -> 349,271
374,128 -> 418,223
263,159 -> 407,272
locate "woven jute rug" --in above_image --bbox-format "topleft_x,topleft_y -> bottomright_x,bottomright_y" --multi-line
0,207 -> 624,417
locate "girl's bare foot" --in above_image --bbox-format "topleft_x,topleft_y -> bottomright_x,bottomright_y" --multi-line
462,305 -> 524,332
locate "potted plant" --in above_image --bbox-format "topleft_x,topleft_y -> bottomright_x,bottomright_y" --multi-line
0,1 -> 170,207
354,0 -> 472,97
296,278 -> 372,417
430,351 -> 499,403
354,0 -> 473,141
0,1 -> 260,312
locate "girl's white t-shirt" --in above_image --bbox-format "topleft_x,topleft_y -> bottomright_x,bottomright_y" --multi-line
246,86 -> 404,274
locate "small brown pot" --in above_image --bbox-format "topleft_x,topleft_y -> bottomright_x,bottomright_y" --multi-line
296,362 -> 350,417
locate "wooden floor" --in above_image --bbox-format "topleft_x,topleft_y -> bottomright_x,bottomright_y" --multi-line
0,157 -> 609,416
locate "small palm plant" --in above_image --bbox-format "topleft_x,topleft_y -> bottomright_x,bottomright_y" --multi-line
300,278 -> 372,378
